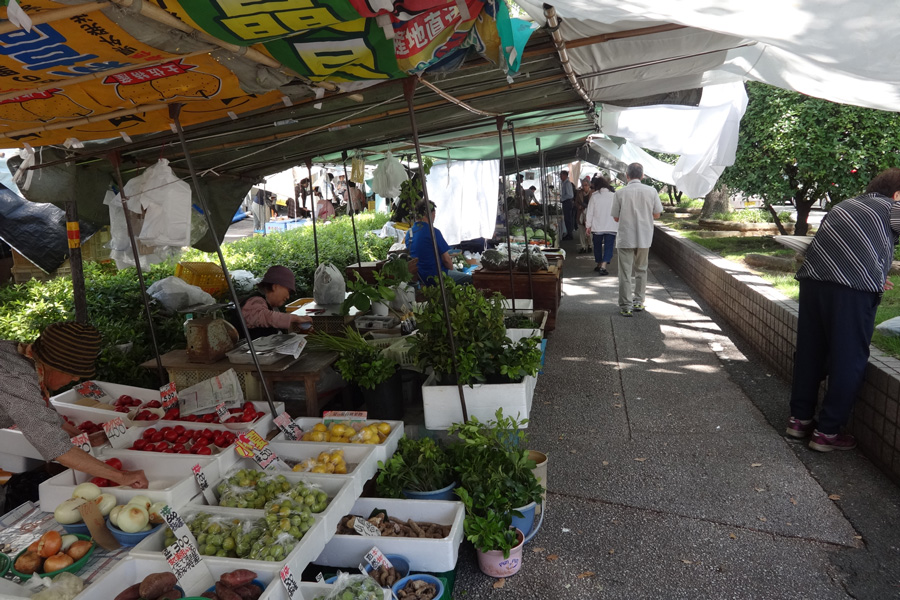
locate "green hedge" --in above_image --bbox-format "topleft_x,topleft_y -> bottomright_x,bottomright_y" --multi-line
0,214 -> 393,387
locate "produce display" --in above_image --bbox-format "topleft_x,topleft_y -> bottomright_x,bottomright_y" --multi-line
214,469 -> 329,511
12,531 -> 93,576
368,564 -> 403,588
336,513 -> 450,538
200,569 -> 263,600
290,449 -> 349,474
113,571 -> 180,600
313,575 -> 383,600
108,495 -> 165,533
395,578 -> 439,600
53,482 -> 116,525
129,426 -> 237,454
299,421 -> 392,444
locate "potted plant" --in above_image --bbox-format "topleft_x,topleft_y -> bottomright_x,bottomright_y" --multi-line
340,272 -> 395,316
376,436 -> 456,500
378,256 -> 415,312
308,328 -> 403,419
411,281 -> 543,428
489,337 -> 543,383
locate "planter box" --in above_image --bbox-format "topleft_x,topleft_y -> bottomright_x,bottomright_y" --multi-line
270,418 -> 404,464
315,498 -> 465,573
422,374 -> 536,430
505,309 -> 548,342
39,452 -> 219,512
72,555 -> 281,600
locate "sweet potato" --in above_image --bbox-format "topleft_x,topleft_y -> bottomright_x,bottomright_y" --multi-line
232,583 -> 263,600
215,582 -> 243,600
200,593 -> 217,600
113,583 -> 142,600
219,569 -> 257,588
139,572 -> 177,599
153,589 -> 184,600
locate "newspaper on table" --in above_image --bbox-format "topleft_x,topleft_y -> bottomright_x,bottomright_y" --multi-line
178,369 -> 244,416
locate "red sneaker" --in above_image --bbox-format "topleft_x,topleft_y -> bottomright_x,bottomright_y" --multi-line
785,417 -> 815,439
808,430 -> 857,452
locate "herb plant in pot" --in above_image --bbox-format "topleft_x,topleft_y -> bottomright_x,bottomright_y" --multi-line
376,436 -> 456,500
456,488 -> 525,578
309,328 -> 403,420
340,272 -> 395,316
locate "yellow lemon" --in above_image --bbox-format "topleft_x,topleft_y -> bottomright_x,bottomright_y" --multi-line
340,436 -> 352,443
311,465 -> 327,473
292,464 -> 304,472
310,431 -> 327,442
313,423 -> 327,432
333,463 -> 347,474
317,452 -> 331,463
324,462 -> 335,473
376,422 -> 392,435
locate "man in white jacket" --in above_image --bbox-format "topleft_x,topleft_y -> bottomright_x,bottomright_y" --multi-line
610,163 -> 663,317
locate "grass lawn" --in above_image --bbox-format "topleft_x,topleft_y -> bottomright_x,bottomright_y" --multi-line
673,228 -> 900,358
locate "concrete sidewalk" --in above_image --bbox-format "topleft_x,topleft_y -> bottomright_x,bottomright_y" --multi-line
452,240 -> 900,599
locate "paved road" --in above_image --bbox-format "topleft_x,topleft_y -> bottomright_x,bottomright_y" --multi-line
451,238 -> 900,599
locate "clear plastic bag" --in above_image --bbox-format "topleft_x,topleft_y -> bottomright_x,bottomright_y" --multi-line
316,573 -> 384,600
313,262 -> 346,305
147,276 -> 215,311
371,151 -> 408,199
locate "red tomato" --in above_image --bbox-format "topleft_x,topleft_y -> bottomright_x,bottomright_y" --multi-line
89,477 -> 109,487
197,446 -> 212,455
150,432 -> 164,443
163,448 -> 175,453
241,412 -> 256,422
146,400 -> 162,409
147,414 -> 160,421
193,437 -> 210,447
183,415 -> 197,422
115,406 -> 129,413
164,430 -> 179,443
160,426 -> 172,434
201,429 -> 214,439
104,458 -> 123,470
173,425 -> 186,434
243,402 -> 254,410
155,442 -> 169,452
142,428 -> 157,440
177,448 -> 190,454
201,414 -> 216,423
164,409 -> 180,420
132,439 -> 147,450
175,434 -> 191,445
172,443 -> 186,452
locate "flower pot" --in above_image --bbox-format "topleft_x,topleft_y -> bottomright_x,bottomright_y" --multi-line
528,450 -> 548,513
476,528 -> 525,578
402,481 -> 457,501
371,301 -> 390,316
361,370 -> 404,420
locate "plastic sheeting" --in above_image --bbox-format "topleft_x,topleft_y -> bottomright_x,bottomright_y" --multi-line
425,160 -> 499,245
586,136 -> 675,186
371,152 -> 409,199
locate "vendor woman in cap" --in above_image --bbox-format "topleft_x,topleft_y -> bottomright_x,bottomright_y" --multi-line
0,322 -> 149,489
241,266 -> 313,339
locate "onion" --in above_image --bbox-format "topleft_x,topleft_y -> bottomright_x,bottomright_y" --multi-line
116,504 -> 149,533
71,482 -> 102,501
60,535 -> 78,552
43,552 -> 74,573
66,540 -> 92,561
109,505 -> 124,527
95,493 -> 116,516
14,551 -> 41,575
54,498 -> 85,525
127,495 -> 152,511
37,531 -> 62,558
148,501 -> 167,525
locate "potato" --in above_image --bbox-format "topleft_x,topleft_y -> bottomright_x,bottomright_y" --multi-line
113,582 -> 142,600
139,572 -> 177,599
153,589 -> 184,600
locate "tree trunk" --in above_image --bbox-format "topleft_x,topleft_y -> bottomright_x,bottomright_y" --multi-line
764,203 -> 789,235
700,184 -> 731,219
672,188 -> 683,206
794,200 -> 814,236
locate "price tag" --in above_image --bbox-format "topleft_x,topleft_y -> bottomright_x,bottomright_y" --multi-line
70,433 -> 93,455
191,463 -> 217,504
215,402 -> 229,424
364,546 -> 394,570
323,410 -> 367,426
315,572 -> 324,583
235,431 -> 287,471
274,412 -> 303,441
160,382 -> 179,410
358,563 -> 367,575
75,381 -> 107,401
353,517 -> 381,537
102,417 -> 128,449
279,565 -> 302,600
159,504 -> 213,594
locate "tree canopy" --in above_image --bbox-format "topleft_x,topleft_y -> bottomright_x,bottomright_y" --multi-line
721,82 -> 900,234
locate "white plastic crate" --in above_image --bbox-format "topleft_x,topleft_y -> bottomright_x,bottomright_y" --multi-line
131,503 -> 332,576
72,555 -> 281,600
421,373 -> 536,430
261,581 -> 390,600
270,418 -> 404,464
315,498 -> 465,573
189,470 -> 358,537
39,453 -> 219,513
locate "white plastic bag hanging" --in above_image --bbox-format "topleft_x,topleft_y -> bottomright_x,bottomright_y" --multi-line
371,151 -> 408,198
123,158 -> 192,247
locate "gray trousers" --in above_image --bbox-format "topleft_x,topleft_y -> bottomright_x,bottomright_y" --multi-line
617,247 -> 649,309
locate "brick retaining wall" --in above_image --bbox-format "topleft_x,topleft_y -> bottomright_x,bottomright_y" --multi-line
652,225 -> 900,483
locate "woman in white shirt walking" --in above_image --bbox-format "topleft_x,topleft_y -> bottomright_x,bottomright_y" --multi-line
584,174 -> 618,275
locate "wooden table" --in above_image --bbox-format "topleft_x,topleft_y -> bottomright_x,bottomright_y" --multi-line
472,258 -> 563,332
141,349 -> 340,417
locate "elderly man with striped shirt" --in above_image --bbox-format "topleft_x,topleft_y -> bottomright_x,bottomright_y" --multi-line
787,168 -> 900,451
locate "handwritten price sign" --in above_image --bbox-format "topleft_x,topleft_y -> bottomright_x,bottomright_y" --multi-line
215,402 -> 229,424
102,417 -> 128,449
279,565 -> 301,600
75,381 -> 106,401
160,382 -> 179,410
235,431 -> 285,471
70,433 -> 92,455
191,463 -> 217,504
273,412 -> 303,440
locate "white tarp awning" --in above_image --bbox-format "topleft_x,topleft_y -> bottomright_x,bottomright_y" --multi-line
426,160 -> 500,245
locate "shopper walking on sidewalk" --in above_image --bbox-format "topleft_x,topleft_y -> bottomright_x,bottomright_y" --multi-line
585,174 -> 618,275
611,163 -> 662,317
787,168 -> 900,452
560,170 -> 576,240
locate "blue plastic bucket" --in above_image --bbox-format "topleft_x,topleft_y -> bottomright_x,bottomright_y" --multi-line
402,481 -> 457,501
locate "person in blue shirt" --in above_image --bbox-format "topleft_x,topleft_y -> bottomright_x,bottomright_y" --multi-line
405,199 -> 472,286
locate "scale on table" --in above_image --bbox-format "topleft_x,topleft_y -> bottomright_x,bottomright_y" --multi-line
181,303 -> 238,364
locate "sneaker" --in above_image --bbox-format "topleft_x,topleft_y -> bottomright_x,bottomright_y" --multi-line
620,308 -> 633,317
808,430 -> 857,452
785,417 -> 815,439
633,303 -> 644,312
598,268 -> 609,276
593,265 -> 601,272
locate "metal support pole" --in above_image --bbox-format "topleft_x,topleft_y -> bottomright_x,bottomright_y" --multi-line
64,202 -> 88,323
305,157 -> 320,267
402,77 -> 468,424
537,138 -> 551,245
508,121 -> 534,301
110,153 -> 166,386
341,150 -> 362,267
167,104 -> 277,415
496,117 -> 516,312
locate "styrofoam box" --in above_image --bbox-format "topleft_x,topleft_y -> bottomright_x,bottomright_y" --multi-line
217,442 -> 378,500
315,498 -> 465,573
189,470 -> 359,537
131,503 -> 333,576
50,380 -> 282,433
421,373 -> 536,430
261,581 -> 390,600
38,453 -> 219,512
0,427 -> 45,461
270,418 -> 404,464
72,555 -> 281,600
